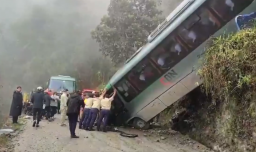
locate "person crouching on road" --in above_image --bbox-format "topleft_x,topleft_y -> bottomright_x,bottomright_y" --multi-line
80,93 -> 93,129
87,92 -> 101,131
97,89 -> 117,132
66,91 -> 85,138
50,92 -> 59,120
44,90 -> 54,121
30,87 -> 44,127
9,86 -> 23,124
60,89 -> 68,126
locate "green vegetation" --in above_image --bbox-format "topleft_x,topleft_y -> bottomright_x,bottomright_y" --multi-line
92,0 -> 163,64
196,27 -> 256,151
0,116 -> 26,150
0,135 -> 8,148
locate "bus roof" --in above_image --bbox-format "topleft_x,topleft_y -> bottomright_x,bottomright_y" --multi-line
108,0 -> 203,86
50,75 -> 76,81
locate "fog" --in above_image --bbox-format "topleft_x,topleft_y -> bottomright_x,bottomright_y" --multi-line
0,0 -> 181,120
0,0 -> 110,118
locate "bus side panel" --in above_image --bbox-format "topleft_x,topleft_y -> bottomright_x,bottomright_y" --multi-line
125,63 -> 191,120
180,71 -> 202,93
158,82 -> 188,107
135,98 -> 167,122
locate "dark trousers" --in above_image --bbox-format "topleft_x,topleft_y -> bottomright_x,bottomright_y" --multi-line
45,106 -> 51,119
97,109 -> 111,131
68,113 -> 78,136
81,108 -> 91,128
33,108 -> 41,124
12,116 -> 18,123
88,108 -> 99,129
50,106 -> 57,117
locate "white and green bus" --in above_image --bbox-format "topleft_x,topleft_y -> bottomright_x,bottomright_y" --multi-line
106,0 -> 256,129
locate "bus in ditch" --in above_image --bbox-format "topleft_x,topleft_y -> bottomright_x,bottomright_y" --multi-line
105,0 -> 256,129
47,75 -> 77,95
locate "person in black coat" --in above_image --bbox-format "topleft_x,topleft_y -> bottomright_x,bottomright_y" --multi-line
66,91 -> 84,138
44,90 -> 54,121
9,86 -> 23,124
30,86 -> 44,127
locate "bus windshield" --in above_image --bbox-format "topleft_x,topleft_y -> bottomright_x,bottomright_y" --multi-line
48,79 -> 75,92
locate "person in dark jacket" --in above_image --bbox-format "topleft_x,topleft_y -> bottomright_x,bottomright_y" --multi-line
9,86 -> 23,124
30,86 -> 44,127
66,91 -> 84,138
44,90 -> 54,121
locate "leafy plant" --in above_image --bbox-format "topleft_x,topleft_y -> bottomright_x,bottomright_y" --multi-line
92,0 -> 163,64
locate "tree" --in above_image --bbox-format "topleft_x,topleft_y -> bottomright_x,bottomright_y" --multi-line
92,0 -> 163,64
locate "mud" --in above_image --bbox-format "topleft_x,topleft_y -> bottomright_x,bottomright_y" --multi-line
13,114 -> 211,152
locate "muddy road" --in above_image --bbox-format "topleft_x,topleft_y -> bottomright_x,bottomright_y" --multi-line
13,115 -> 211,152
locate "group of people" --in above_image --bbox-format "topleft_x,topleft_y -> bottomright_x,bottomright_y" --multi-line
9,85 -> 118,139
66,88 -> 117,138
30,87 -> 61,127
9,86 -> 65,127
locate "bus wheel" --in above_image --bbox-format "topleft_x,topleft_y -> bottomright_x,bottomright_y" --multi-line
133,118 -> 150,130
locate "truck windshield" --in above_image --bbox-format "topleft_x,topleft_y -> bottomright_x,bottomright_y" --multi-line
48,79 -> 75,92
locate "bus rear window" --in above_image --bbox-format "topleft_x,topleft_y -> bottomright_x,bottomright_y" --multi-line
208,0 -> 253,22
49,79 -> 75,92
115,79 -> 137,102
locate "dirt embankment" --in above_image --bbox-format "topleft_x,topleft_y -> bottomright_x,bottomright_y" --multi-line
158,86 -> 256,152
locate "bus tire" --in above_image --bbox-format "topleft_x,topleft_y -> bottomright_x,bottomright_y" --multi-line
132,118 -> 150,130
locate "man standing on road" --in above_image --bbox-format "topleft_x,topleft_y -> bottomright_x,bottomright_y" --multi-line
87,92 -> 101,131
30,86 -> 44,127
66,90 -> 84,138
80,93 -> 93,129
50,92 -> 59,120
9,86 -> 23,124
97,89 -> 117,132
60,89 -> 68,126
44,90 -> 54,121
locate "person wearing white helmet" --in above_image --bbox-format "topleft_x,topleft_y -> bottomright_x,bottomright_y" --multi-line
30,86 -> 44,127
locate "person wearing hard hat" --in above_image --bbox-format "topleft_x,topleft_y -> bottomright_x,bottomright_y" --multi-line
30,86 -> 44,127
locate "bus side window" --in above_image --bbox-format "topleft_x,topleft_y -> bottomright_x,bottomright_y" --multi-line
208,0 -> 253,22
178,7 -> 221,48
128,59 -> 162,91
115,79 -> 137,102
150,35 -> 187,72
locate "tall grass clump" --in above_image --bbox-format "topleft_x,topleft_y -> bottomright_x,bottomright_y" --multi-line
198,27 -> 256,151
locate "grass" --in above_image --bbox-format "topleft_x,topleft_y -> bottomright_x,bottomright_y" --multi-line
0,135 -> 9,148
0,116 -> 26,150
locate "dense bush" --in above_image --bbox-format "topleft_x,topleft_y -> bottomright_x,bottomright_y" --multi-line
197,27 -> 256,151
198,28 -> 256,102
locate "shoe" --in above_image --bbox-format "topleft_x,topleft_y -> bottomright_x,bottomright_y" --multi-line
88,128 -> 95,131
60,124 -> 66,126
71,135 -> 79,138
36,124 -> 39,127
32,121 -> 36,127
79,126 -> 82,129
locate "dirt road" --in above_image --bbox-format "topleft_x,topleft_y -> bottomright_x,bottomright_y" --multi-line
13,115 -> 211,152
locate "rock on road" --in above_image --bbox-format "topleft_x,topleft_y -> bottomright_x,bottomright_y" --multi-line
13,115 -> 209,152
